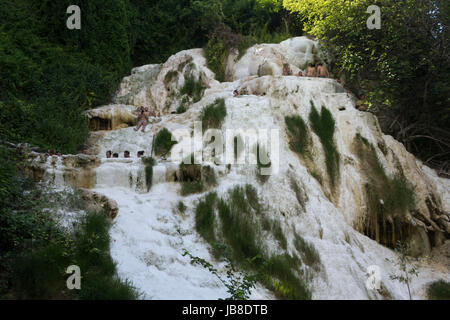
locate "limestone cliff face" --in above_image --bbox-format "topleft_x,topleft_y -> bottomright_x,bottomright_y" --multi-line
23,37 -> 449,299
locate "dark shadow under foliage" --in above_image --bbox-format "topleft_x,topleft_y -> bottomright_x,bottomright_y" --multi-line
427,280 -> 450,300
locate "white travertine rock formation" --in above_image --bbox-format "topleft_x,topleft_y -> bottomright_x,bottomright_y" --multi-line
230,37 -> 320,80
85,104 -> 137,131
23,38 -> 450,300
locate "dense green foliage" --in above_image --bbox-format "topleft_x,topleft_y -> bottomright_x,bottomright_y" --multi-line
427,280 -> 450,300
203,0 -> 303,81
283,0 -> 450,169
354,134 -> 415,247
195,192 -> 218,243
0,149 -> 137,299
194,185 -> 312,299
0,0 -> 301,154
201,98 -> 228,129
154,128 -> 177,156
0,0 -> 132,154
180,75 -> 205,103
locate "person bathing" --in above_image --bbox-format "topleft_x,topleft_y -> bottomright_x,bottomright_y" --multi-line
306,63 -> 316,77
317,63 -> 329,78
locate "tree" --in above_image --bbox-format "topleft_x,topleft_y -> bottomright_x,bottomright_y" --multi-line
386,241 -> 420,300
182,243 -> 258,300
283,0 -> 450,170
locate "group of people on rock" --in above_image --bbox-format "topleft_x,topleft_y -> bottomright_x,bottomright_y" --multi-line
134,106 -> 161,133
236,60 -> 369,112
106,150 -> 145,159
233,61 -> 332,97
298,63 -> 329,78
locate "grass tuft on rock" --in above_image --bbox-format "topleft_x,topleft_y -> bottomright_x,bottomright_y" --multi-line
294,234 -> 321,272
201,98 -> 227,130
176,104 -> 186,114
285,115 -> 309,155
154,128 -> 178,157
194,184 -> 312,300
195,192 -> 217,243
309,101 -> 340,187
354,133 -> 415,247
178,155 -> 217,196
181,75 -> 205,103
142,157 -> 155,192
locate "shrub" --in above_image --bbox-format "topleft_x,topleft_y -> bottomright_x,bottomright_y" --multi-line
181,181 -> 204,196
8,210 -> 139,300
176,104 -> 187,114
178,155 -> 217,196
154,128 -> 177,156
204,22 -> 291,82
193,184 -> 312,300
354,134 -> 415,247
427,280 -> 450,300
261,254 -> 311,300
201,98 -> 227,129
285,115 -> 309,155
309,101 -> 340,187
177,201 -> 187,213
218,194 -> 261,263
205,37 -> 228,82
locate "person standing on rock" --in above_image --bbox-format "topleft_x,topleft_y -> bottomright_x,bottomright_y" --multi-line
306,63 -> 316,77
134,106 -> 149,133
317,63 -> 329,78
